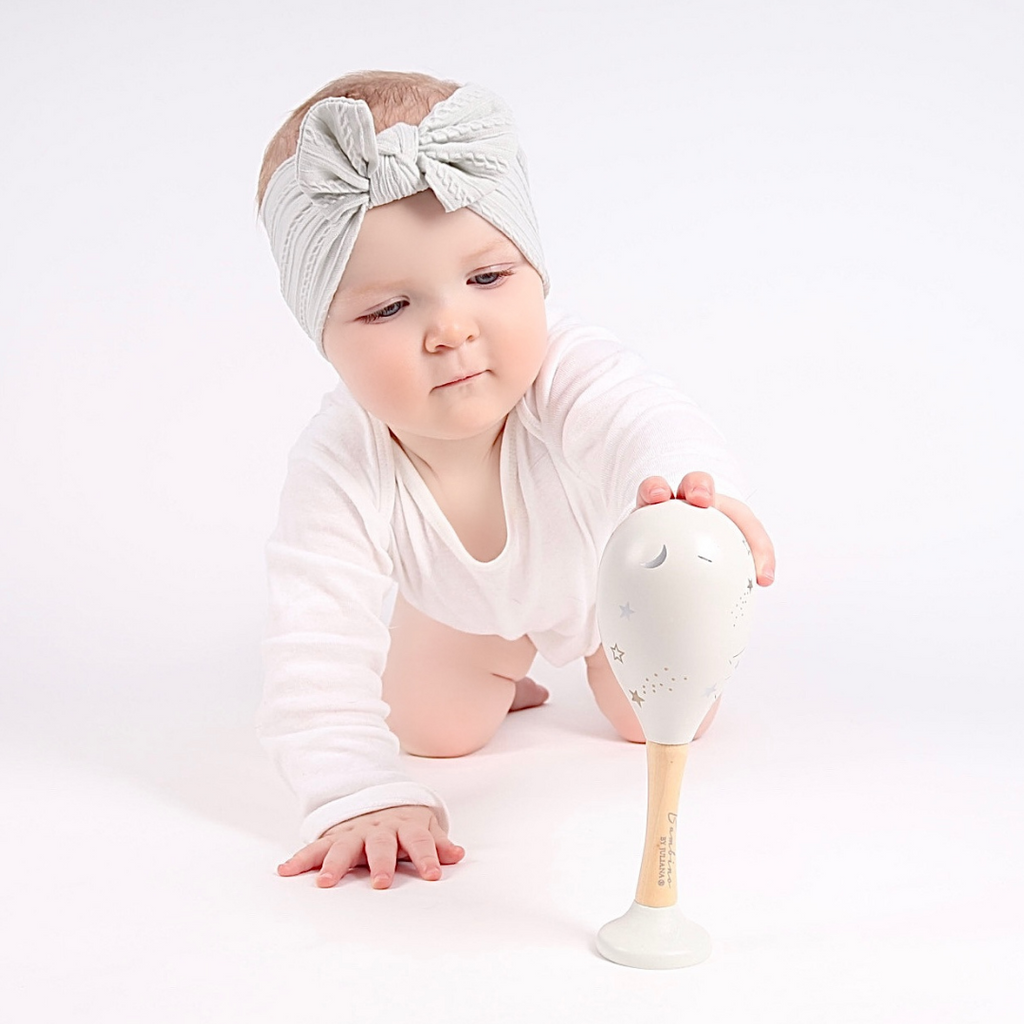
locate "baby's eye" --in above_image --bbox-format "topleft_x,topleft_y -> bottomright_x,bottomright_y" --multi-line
469,269 -> 513,287
361,300 -> 407,323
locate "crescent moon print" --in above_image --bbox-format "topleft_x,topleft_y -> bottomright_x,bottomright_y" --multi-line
641,545 -> 668,568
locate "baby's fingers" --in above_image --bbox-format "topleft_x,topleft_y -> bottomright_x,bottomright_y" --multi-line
428,819 -> 466,866
398,825 -> 445,882
678,471 -> 716,508
277,838 -> 332,877
365,829 -> 400,889
435,836 -> 466,866
716,494 -> 776,586
635,476 -> 673,508
317,838 -> 363,888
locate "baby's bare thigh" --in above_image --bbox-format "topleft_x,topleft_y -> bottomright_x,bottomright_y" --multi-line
382,593 -> 536,757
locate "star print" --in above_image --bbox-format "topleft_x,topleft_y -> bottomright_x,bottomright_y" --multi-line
610,644 -> 625,662
619,603 -> 634,619
629,690 -> 645,707
747,578 -> 754,593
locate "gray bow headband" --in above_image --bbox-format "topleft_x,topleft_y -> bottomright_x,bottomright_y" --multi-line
260,83 -> 549,356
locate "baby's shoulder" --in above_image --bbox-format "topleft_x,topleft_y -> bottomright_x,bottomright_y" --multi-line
543,307 -> 618,352
286,383 -> 393,500
522,310 -> 648,419
539,309 -> 645,378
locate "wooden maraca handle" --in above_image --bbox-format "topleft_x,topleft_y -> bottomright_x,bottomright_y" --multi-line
635,741 -> 689,908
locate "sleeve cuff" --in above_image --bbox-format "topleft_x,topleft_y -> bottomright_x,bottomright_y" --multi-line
300,783 -> 452,843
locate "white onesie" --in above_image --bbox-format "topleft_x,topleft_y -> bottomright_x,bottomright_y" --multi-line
258,309 -> 746,842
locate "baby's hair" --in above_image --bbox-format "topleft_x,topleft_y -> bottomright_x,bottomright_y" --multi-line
256,70 -> 460,208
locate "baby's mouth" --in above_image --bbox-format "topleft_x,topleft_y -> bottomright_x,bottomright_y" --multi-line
435,370 -> 486,389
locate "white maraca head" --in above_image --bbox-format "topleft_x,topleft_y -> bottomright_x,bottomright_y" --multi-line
596,500 -> 756,745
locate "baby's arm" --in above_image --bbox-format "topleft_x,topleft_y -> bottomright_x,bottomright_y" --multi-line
527,315 -> 774,580
259,401 -> 456,886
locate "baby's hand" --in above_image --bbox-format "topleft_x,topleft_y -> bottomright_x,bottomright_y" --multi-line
277,804 -> 464,889
636,472 -> 776,587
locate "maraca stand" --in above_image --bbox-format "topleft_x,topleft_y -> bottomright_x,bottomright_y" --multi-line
596,742 -> 712,969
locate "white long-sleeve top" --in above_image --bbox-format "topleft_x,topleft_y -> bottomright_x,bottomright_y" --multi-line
258,310 -> 746,842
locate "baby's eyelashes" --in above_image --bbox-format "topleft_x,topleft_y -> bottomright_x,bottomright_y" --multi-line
469,267 -> 514,287
361,299 -> 408,323
354,263 -> 517,324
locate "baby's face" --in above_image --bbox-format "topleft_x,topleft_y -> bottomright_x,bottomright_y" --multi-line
322,190 -> 547,448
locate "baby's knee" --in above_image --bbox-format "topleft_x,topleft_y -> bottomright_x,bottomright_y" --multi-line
585,651 -> 646,744
396,725 -> 492,759
598,704 -> 646,744
387,674 -> 516,758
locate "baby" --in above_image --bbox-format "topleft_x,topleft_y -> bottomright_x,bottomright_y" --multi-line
256,71 -> 775,891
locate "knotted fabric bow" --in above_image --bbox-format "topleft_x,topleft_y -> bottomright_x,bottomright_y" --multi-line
260,83 -> 548,355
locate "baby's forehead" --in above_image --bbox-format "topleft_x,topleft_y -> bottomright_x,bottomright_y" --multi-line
338,199 -> 524,293
360,190 -> 513,245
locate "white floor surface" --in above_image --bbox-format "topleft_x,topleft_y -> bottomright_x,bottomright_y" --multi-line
4,593 -> 1021,1024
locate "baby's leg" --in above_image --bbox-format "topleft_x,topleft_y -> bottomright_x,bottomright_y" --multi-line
585,645 -> 720,743
382,594 -> 540,758
585,646 -> 645,743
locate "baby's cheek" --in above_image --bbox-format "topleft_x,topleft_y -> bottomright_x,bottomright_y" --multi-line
349,350 -> 423,419
517,326 -> 549,388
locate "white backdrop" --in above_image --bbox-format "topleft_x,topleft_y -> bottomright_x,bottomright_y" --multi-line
2,1 -> 1022,1021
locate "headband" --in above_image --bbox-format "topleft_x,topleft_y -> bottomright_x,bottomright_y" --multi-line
260,83 -> 549,356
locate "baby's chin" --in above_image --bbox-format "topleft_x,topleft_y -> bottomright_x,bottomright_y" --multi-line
388,404 -> 518,449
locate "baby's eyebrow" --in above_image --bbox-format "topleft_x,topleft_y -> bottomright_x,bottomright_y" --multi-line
335,281 -> 399,303
465,240 -> 521,264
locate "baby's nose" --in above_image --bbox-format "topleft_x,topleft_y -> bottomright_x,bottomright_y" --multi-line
424,313 -> 479,351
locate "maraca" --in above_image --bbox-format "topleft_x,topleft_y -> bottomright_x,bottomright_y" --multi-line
595,499 -> 756,969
